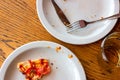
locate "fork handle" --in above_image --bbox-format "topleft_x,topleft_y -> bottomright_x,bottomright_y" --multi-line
88,13 -> 120,24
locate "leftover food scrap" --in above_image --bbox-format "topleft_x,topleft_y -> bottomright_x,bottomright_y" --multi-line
17,59 -> 51,80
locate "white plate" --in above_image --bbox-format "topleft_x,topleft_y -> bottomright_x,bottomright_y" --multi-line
0,41 -> 86,80
36,0 -> 119,45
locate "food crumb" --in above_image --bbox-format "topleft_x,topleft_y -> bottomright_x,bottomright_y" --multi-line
47,46 -> 51,48
52,25 -> 55,27
56,67 -> 58,69
51,63 -> 54,66
63,0 -> 67,1
68,54 -> 73,59
56,46 -> 61,52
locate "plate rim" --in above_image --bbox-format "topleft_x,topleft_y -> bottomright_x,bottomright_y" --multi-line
0,41 -> 86,80
36,0 -> 119,45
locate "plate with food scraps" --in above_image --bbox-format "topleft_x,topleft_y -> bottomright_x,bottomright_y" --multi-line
36,0 -> 119,45
0,41 -> 86,80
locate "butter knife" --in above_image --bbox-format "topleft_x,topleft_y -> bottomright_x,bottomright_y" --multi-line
51,0 -> 70,26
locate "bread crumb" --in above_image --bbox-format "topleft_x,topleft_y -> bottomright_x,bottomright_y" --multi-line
68,54 -> 73,59
56,46 -> 61,52
47,46 -> 51,48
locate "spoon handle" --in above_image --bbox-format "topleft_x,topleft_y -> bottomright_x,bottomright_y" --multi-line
89,13 -> 120,23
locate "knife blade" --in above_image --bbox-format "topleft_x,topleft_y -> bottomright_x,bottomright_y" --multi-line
51,0 -> 70,26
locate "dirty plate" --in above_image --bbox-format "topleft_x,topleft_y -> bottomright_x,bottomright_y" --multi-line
0,41 -> 86,80
36,0 -> 119,45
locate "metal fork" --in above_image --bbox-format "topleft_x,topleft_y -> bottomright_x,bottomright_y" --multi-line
67,13 -> 120,33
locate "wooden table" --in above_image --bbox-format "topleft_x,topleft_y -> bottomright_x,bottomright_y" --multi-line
0,0 -> 120,80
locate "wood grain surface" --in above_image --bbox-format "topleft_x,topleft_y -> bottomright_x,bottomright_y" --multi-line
0,0 -> 120,80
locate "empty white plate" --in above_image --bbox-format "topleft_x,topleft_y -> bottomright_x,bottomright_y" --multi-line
36,0 -> 119,45
0,41 -> 86,80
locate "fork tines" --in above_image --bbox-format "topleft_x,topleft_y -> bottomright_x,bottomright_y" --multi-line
66,21 -> 80,33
